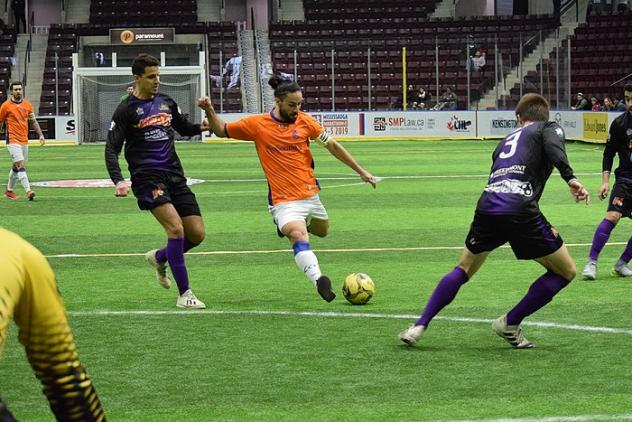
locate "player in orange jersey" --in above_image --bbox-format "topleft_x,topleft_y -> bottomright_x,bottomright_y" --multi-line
0,228 -> 106,421
0,81 -> 45,201
198,74 -> 377,302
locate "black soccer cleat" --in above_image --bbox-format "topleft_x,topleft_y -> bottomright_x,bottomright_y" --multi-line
316,275 -> 336,302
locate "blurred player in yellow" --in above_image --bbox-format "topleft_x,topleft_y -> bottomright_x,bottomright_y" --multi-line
198,73 -> 376,302
0,228 -> 106,421
0,81 -> 45,201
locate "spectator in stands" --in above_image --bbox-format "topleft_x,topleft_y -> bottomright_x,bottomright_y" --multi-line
591,97 -> 602,111
571,92 -> 591,110
470,50 -> 486,72
616,0 -> 630,13
614,98 -> 627,111
603,97 -> 615,111
11,0 -> 26,33
94,51 -> 105,67
223,55 -> 242,89
432,87 -> 457,110
406,85 -> 416,108
410,86 -> 431,110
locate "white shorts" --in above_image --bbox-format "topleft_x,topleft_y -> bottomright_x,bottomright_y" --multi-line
269,194 -> 329,231
7,144 -> 28,163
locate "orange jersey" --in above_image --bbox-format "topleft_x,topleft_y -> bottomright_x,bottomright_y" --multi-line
226,111 -> 326,205
0,99 -> 34,145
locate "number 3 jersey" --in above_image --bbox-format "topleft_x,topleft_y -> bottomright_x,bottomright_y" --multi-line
476,121 -> 576,215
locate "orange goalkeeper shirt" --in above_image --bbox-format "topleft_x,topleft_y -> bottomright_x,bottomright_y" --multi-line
0,99 -> 34,145
225,111 -> 326,205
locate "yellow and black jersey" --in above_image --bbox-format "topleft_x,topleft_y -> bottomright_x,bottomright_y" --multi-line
0,228 -> 105,421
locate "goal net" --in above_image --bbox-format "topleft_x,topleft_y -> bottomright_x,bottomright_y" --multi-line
73,55 -> 206,143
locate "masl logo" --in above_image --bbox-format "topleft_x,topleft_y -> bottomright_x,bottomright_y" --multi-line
447,115 -> 472,131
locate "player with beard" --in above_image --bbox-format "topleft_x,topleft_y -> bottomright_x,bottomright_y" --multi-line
197,73 -> 377,302
0,81 -> 45,201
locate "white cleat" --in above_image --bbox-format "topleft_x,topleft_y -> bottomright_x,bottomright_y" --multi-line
176,289 -> 206,309
492,315 -> 534,349
612,264 -> 632,277
582,261 -> 597,281
145,249 -> 171,289
399,324 -> 426,346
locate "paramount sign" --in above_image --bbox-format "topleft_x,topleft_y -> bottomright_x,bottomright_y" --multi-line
110,28 -> 175,45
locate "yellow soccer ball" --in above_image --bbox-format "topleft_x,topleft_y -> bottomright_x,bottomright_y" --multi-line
342,273 -> 375,305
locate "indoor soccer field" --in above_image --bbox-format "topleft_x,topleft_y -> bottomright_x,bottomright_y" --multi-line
2,139 -> 631,421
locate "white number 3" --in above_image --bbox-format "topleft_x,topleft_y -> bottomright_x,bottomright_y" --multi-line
499,131 -> 521,159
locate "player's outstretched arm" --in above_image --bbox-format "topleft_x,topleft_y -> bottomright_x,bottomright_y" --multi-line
569,179 -> 590,204
324,138 -> 377,188
197,96 -> 227,137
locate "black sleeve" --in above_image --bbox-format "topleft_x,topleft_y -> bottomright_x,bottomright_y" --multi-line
105,106 -> 127,184
602,119 -> 618,173
542,122 -> 575,183
170,98 -> 202,137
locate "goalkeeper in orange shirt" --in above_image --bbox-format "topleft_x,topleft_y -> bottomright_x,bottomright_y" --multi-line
0,228 -> 106,421
197,73 -> 377,302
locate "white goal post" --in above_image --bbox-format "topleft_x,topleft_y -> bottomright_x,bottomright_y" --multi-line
72,52 -> 206,143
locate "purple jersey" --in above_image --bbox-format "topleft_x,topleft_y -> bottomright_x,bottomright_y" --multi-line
476,121 -> 575,215
602,111 -> 632,181
105,93 -> 201,184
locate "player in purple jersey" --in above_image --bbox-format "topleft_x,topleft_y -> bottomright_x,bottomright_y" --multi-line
581,84 -> 632,280
399,93 -> 590,349
105,53 -> 210,309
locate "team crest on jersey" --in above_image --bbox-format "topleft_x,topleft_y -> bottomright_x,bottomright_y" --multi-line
292,130 -> 299,139
613,196 -> 624,207
137,112 -> 172,128
136,107 -> 144,115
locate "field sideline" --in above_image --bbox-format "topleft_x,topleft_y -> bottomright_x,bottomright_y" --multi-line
1,140 -> 631,421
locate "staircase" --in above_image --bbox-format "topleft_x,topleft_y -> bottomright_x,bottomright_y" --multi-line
255,30 -> 275,111
279,0 -> 304,21
64,0 -> 90,23
197,0 -> 222,22
477,0 -> 589,109
13,34 -> 48,113
237,29 -> 260,113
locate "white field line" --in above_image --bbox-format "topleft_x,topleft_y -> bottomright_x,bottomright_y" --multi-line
445,414 -> 632,422
45,241 -> 627,259
64,309 -> 632,336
